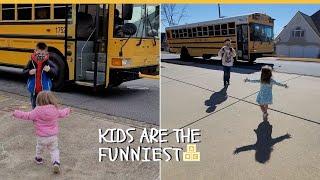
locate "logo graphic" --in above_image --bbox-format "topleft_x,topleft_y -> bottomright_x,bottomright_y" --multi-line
183,144 -> 200,161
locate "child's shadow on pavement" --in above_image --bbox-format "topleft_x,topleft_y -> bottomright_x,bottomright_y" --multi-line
233,121 -> 291,163
205,86 -> 228,113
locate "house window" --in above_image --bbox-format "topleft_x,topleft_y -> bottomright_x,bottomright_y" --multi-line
292,27 -> 304,38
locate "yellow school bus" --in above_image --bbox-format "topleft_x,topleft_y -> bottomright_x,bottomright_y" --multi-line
0,4 -> 159,90
165,13 -> 274,62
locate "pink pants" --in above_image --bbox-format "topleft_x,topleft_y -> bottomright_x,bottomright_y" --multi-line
36,135 -> 60,163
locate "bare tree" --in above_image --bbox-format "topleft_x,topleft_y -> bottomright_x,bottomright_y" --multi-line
161,4 -> 187,28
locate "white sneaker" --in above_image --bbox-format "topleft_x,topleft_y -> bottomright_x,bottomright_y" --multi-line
53,162 -> 61,174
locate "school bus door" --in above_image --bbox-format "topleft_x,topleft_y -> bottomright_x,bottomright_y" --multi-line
74,4 -> 108,87
236,24 -> 249,61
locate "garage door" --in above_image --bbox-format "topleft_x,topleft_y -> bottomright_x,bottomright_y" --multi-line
290,46 -> 303,57
303,45 -> 320,58
276,45 -> 289,56
276,45 -> 320,58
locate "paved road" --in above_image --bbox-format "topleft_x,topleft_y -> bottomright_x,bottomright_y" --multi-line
161,60 -> 320,180
256,58 -> 320,77
0,68 -> 159,125
161,52 -> 320,77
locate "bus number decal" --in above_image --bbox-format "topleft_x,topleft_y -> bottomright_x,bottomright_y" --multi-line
56,27 -> 65,34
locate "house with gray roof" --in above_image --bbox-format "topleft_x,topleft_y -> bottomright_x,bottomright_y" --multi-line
275,10 -> 320,58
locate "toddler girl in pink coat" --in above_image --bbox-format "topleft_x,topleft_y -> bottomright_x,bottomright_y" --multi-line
13,91 -> 70,174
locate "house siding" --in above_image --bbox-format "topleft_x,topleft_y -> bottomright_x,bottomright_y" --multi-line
276,12 -> 320,58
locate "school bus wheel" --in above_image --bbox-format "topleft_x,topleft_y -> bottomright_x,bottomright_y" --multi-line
202,54 -> 212,60
180,47 -> 190,61
110,80 -> 123,87
249,54 -> 259,64
233,57 -> 238,64
49,52 -> 66,91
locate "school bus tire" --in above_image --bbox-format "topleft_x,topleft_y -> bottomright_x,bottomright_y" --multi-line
180,47 -> 190,61
202,54 -> 212,60
249,54 -> 259,64
49,52 -> 66,91
111,81 -> 123,87
233,57 -> 238,64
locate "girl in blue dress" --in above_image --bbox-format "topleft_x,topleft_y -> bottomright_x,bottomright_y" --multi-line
244,66 -> 288,121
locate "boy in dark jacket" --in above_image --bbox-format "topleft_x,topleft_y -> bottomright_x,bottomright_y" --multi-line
23,42 -> 57,109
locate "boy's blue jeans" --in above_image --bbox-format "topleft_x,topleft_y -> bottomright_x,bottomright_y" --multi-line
31,93 -> 38,109
223,66 -> 231,85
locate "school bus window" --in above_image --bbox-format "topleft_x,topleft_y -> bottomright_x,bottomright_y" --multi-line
187,28 -> 192,37
221,23 -> 228,35
197,26 -> 202,36
114,5 -> 124,37
229,29 -> 235,35
145,5 -> 159,38
17,4 -> 32,20
214,24 -> 221,36
35,4 -> 50,20
77,5 -> 103,40
203,26 -> 208,36
183,29 -> 187,37
192,27 -> 197,37
115,4 -> 159,38
54,4 -> 71,19
174,30 -> 178,38
181,29 -> 185,38
2,4 -> 15,20
178,29 -> 183,37
172,31 -> 176,38
228,22 -> 235,29
208,26 -> 214,36
250,24 -> 273,42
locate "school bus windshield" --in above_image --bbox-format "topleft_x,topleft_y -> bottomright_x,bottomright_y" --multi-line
115,4 -> 159,38
250,24 -> 273,42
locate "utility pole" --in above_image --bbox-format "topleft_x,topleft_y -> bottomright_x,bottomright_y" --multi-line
218,4 -> 225,18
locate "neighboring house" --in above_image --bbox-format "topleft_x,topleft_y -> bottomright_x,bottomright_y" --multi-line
276,10 -> 320,58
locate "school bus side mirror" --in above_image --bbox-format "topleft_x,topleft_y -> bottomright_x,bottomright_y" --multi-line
122,5 -> 133,20
122,23 -> 137,36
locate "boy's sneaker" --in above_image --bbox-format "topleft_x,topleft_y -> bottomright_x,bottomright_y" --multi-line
35,157 -> 43,165
53,161 -> 61,174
